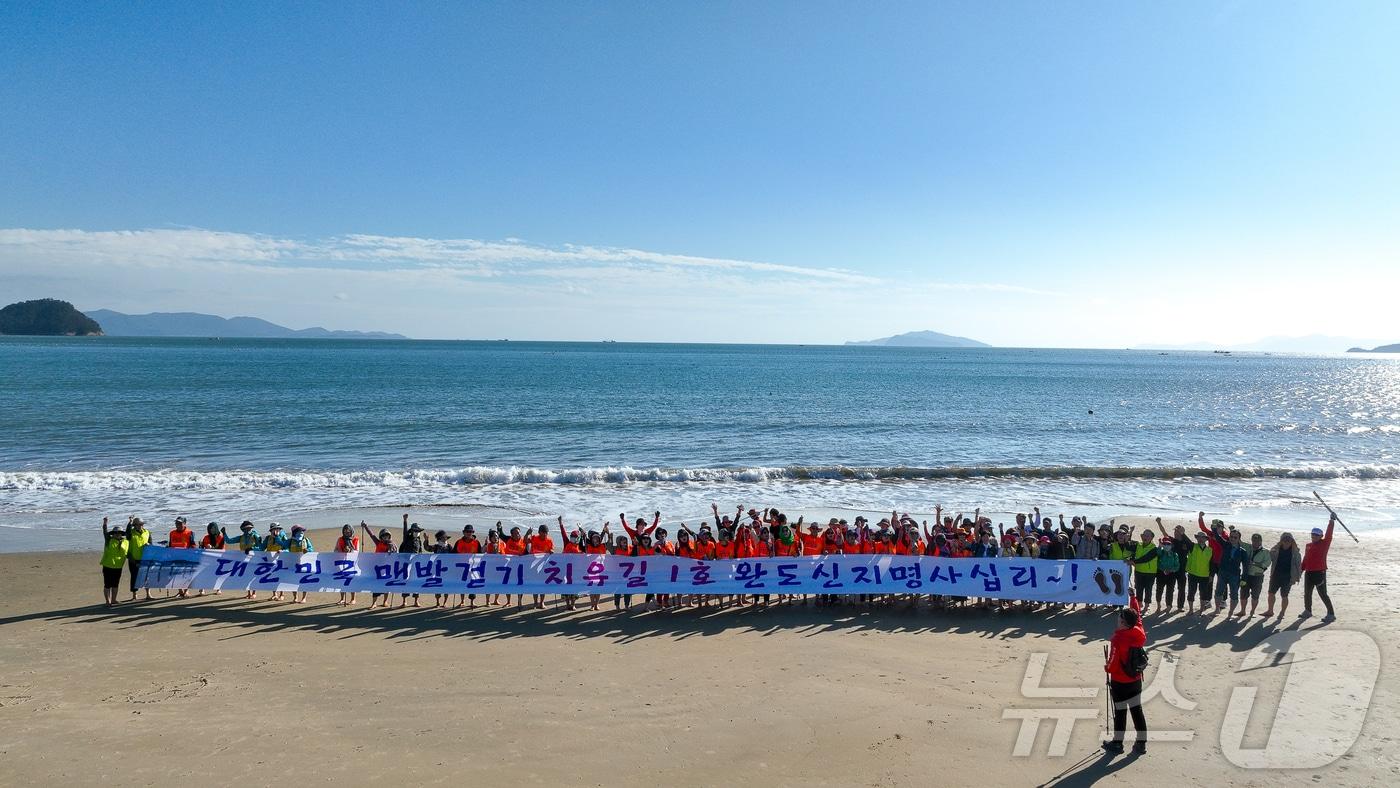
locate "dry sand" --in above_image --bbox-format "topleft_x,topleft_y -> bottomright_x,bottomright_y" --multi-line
1,516 -> 1397,787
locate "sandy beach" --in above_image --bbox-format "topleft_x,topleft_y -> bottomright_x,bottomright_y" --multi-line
1,516 -> 1396,787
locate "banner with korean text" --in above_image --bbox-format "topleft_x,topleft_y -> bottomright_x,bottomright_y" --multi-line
136,547 -> 1129,604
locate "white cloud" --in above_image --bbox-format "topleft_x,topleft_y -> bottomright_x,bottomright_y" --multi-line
0,226 -> 1077,343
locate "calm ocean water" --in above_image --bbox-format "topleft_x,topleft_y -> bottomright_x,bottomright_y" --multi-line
3,337 -> 1399,545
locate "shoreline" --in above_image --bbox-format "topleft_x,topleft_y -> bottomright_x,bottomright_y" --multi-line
2,506 -> 1385,555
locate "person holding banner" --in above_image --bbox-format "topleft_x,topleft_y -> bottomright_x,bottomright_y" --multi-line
453,525 -> 482,609
262,524 -> 289,601
399,515 -> 427,608
334,524 -> 360,606
611,532 -> 634,610
429,529 -> 455,608
125,517 -> 152,602
168,517 -> 196,549
167,517 -> 197,597
485,528 -> 507,607
100,517 -> 128,607
582,526 -> 609,611
199,522 -> 226,550
364,524 -> 396,609
527,523 -> 555,609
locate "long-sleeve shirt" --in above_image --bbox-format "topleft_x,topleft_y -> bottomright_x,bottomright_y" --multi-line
1197,516 -> 1225,564
1301,521 -> 1335,572
1106,594 -> 1146,684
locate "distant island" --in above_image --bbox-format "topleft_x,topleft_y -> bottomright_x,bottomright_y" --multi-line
85,309 -> 406,339
0,299 -> 103,336
846,330 -> 989,348
1347,344 -> 1400,353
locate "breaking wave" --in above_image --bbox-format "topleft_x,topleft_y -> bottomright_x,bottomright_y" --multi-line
4,463 -> 1400,493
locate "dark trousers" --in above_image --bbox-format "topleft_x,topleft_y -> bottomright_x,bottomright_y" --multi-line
127,558 -> 142,593
1187,574 -> 1209,605
1303,570 -> 1333,615
1133,573 -> 1155,604
1155,569 -> 1185,608
1206,563 -> 1217,601
1110,679 -> 1147,744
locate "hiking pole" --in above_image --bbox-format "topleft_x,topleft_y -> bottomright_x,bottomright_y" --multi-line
1102,645 -> 1112,741
1312,492 -> 1360,543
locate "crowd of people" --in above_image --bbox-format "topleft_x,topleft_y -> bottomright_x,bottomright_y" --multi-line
94,502 -> 1349,760
96,503 -> 1341,625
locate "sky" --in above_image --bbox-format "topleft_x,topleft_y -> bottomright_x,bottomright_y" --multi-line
1,1 -> 1397,346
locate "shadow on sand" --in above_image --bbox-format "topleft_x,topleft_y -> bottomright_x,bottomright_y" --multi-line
0,596 -> 1308,652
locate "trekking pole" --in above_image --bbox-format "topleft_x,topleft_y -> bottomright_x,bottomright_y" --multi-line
1102,645 -> 1111,740
1312,492 -> 1360,543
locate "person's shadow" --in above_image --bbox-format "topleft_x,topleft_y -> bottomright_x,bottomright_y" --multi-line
1037,747 -> 1144,787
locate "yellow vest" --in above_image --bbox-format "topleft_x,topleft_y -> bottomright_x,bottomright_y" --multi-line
127,528 -> 152,560
101,537 -> 129,569
1133,542 -> 1158,575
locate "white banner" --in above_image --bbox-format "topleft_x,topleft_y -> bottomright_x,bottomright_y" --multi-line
136,547 -> 1129,604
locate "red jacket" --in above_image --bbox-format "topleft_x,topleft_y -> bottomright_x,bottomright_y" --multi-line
1106,595 -> 1147,684
1198,515 -> 1224,565
1301,520 -> 1334,572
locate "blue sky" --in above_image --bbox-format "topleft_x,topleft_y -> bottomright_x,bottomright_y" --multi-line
2,1 -> 1397,345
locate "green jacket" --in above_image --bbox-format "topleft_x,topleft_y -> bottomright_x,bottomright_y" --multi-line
1185,543 -> 1213,578
1246,546 -> 1271,577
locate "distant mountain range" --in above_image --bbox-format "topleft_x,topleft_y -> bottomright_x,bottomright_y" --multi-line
1348,343 -> 1400,353
846,330 -> 989,348
85,309 -> 406,339
1136,334 -> 1385,354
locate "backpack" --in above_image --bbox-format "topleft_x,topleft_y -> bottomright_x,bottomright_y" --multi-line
1157,549 -> 1180,573
1125,646 -> 1149,677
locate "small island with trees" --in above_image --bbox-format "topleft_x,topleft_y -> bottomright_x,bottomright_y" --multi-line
0,299 -> 103,336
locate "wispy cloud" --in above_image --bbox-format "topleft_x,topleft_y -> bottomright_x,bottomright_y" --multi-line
0,226 -> 1071,343
0,227 -> 879,284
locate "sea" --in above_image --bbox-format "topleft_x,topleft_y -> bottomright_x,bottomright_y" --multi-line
3,337 -> 1399,551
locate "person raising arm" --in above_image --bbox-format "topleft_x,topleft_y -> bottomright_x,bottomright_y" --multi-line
1299,514 -> 1337,621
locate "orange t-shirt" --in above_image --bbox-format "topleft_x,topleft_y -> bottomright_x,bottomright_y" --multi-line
199,534 -> 225,549
712,542 -> 736,559
502,537 -> 527,555
168,528 -> 195,548
585,543 -> 608,554
798,533 -> 824,554
774,541 -> 799,557
455,538 -> 481,553
335,536 -> 359,552
634,546 -> 655,557
528,535 -> 555,554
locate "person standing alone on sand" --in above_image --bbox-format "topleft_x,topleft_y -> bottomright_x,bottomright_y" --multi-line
100,517 -> 128,607
1300,514 -> 1338,621
1103,591 -> 1148,755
